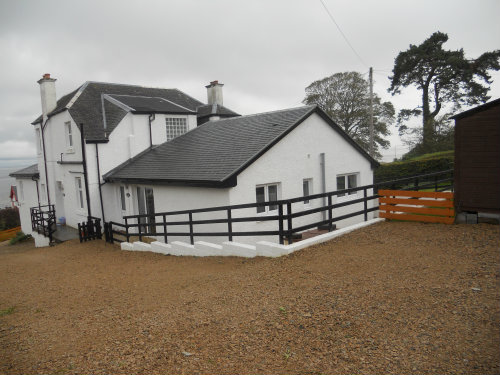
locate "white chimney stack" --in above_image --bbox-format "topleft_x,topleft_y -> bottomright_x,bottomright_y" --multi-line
206,80 -> 223,106
37,73 -> 57,121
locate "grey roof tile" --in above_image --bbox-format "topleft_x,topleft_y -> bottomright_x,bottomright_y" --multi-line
9,164 -> 39,178
108,94 -> 195,114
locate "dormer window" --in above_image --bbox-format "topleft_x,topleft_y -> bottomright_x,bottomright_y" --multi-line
166,117 -> 187,141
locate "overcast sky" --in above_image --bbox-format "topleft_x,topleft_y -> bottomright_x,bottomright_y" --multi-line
0,0 -> 499,167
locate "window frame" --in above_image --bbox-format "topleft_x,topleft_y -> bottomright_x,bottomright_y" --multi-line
303,178 -> 312,205
256,183 -> 279,214
336,173 -> 359,198
36,128 -> 42,155
119,186 -> 127,212
165,117 -> 188,142
65,121 -> 74,152
75,177 -> 84,209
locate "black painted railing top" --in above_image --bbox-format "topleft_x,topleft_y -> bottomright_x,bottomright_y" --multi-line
104,169 -> 453,246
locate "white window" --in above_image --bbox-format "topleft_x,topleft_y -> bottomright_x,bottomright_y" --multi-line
41,183 -> 47,202
256,183 -> 279,213
36,128 -> 42,154
337,173 -> 358,197
303,179 -> 312,205
166,117 -> 187,141
119,186 -> 126,211
18,181 -> 24,201
65,122 -> 74,150
75,177 -> 84,209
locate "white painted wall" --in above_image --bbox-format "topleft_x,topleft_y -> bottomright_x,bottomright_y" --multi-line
228,112 -> 375,245
14,177 -> 39,235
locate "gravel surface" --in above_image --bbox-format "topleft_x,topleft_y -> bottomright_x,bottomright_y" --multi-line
0,221 -> 498,374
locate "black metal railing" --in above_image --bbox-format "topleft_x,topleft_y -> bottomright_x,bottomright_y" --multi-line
104,170 -> 453,246
78,216 -> 102,242
30,204 -> 56,242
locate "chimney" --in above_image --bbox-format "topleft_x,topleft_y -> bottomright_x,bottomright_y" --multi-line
37,73 -> 57,120
206,80 -> 223,106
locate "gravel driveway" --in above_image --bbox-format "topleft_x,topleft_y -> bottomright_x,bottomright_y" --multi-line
0,221 -> 498,374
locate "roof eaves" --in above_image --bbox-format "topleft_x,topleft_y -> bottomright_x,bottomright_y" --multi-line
449,98 -> 500,120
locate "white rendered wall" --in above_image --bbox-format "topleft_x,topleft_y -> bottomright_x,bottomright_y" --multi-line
228,112 -> 375,245
14,177 -> 39,235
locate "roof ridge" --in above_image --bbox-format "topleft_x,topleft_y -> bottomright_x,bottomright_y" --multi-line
208,104 -> 316,124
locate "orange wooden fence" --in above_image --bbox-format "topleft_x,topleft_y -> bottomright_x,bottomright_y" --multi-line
379,190 -> 455,224
0,226 -> 22,242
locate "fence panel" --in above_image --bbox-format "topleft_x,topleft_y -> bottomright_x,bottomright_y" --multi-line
379,189 -> 455,224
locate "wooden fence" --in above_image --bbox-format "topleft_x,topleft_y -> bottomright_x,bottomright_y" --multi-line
379,190 -> 455,224
78,217 -> 102,242
0,226 -> 21,242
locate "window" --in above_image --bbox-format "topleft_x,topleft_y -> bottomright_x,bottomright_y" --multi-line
166,118 -> 187,141
41,183 -> 47,202
256,183 -> 279,213
337,173 -> 358,197
119,186 -> 126,211
36,128 -> 42,154
75,177 -> 84,209
65,122 -> 73,150
303,179 -> 312,204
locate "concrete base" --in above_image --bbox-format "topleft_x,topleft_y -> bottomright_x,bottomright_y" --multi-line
33,232 -> 50,248
117,218 -> 384,258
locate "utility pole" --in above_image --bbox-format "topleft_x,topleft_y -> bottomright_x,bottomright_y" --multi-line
369,67 -> 374,157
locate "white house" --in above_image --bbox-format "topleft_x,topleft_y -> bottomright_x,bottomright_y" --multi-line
11,74 -> 378,247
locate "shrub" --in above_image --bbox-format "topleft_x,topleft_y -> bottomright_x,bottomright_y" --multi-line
0,207 -> 20,231
9,231 -> 32,245
375,152 -> 454,184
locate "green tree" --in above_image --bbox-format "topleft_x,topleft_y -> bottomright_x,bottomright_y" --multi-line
303,72 -> 394,159
389,31 -> 500,153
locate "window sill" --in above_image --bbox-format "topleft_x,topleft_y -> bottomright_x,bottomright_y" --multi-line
66,148 -> 75,154
256,210 -> 279,222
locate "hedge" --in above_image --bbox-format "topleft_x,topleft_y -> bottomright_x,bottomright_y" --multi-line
0,207 -> 21,231
375,154 -> 454,184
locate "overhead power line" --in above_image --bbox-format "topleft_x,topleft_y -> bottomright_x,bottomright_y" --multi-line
318,0 -> 368,68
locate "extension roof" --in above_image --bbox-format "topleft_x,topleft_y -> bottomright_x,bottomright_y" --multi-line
104,105 -> 378,187
450,98 -> 500,120
9,164 -> 39,178
197,103 -> 240,120
32,82 -> 205,141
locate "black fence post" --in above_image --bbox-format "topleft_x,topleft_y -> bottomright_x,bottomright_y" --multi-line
189,212 -> 194,245
138,218 -> 142,241
163,214 -> 167,243
328,194 -> 333,231
125,217 -> 129,242
286,201 -> 293,245
278,203 -> 284,245
227,208 -> 233,242
78,222 -> 82,243
363,188 -> 368,221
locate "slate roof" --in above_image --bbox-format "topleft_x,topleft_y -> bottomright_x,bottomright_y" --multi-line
104,105 -> 378,187
450,98 -> 500,120
106,94 -> 196,114
32,82 -> 205,141
197,104 -> 240,118
9,164 -> 39,178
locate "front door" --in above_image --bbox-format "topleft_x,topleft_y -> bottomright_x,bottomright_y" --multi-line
137,187 -> 155,234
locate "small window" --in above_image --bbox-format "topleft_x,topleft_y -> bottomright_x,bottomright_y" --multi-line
166,118 -> 187,141
36,128 -> 42,154
337,173 -> 358,197
75,177 -> 84,209
303,179 -> 312,204
41,183 -> 47,202
65,122 -> 73,149
120,186 -> 126,211
256,183 -> 279,213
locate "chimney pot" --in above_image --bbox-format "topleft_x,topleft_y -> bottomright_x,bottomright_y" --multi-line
206,80 -> 224,106
43,73 -> 51,79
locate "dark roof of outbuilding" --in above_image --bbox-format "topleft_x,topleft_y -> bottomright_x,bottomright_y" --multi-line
450,98 -> 500,120
32,82 -> 205,141
9,164 -> 39,178
196,103 -> 240,119
104,105 -> 378,187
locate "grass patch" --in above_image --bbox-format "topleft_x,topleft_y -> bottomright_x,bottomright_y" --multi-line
0,306 -> 15,316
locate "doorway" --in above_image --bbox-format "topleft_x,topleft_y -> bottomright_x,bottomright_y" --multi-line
137,187 -> 155,234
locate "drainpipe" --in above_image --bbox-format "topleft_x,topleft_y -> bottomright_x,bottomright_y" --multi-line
148,113 -> 155,148
40,120 -> 51,206
320,153 -> 326,221
79,123 -> 92,219
95,143 -> 105,222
